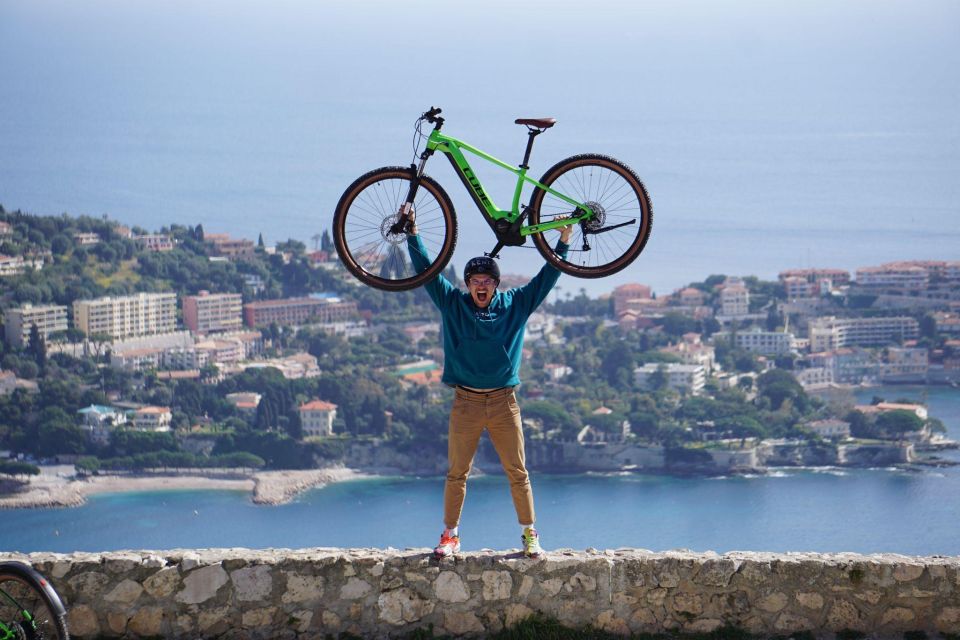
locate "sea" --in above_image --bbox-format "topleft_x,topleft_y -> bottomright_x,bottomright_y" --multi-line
1,385 -> 958,556
1,2 -> 959,555
1,0 -> 958,296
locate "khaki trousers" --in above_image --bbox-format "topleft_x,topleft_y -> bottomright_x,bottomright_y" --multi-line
444,386 -> 535,528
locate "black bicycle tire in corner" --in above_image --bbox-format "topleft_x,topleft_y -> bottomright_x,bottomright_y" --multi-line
333,166 -> 457,292
0,561 -> 70,639
528,154 -> 653,278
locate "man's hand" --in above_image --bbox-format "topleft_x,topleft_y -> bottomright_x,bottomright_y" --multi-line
558,217 -> 574,244
406,208 -> 418,236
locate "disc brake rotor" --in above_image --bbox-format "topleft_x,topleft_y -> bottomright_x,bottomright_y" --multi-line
380,215 -> 407,246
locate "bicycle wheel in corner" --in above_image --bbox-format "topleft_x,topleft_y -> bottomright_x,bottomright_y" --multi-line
0,562 -> 70,640
333,166 -> 457,292
528,154 -> 652,278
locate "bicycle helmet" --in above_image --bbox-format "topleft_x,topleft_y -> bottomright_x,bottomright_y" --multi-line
463,256 -> 500,284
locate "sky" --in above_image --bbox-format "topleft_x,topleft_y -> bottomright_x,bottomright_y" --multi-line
1,0 -> 958,294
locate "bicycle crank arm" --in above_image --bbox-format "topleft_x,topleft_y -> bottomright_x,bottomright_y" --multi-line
584,219 -> 636,235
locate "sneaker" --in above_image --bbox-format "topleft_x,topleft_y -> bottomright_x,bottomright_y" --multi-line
522,527 -> 542,558
434,529 -> 460,558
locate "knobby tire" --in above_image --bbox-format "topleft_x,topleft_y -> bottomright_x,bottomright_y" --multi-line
333,167 -> 457,292
528,154 -> 652,278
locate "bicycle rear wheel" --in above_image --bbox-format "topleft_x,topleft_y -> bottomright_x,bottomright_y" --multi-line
0,562 -> 70,640
333,166 -> 457,292
528,154 -> 652,278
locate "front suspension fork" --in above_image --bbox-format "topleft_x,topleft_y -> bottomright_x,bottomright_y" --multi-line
390,152 -> 432,235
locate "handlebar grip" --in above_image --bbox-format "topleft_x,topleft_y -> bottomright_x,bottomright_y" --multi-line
423,106 -> 443,120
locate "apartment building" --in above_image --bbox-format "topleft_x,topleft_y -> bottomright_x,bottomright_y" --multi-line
780,268 -> 851,287
73,292 -> 177,340
182,291 -> 243,334
879,347 -> 928,384
204,233 -> 256,261
0,222 -> 12,237
714,328 -> 796,356
613,283 -> 652,315
855,264 -> 928,292
3,303 -> 69,348
299,400 -> 338,437
719,277 -> 750,317
634,363 -> 706,395
808,316 -> 919,352
243,297 -> 357,328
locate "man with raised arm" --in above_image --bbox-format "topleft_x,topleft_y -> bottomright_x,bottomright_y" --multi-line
406,214 -> 572,558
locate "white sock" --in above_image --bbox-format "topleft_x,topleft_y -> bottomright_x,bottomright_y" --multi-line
522,525 -> 536,535
445,526 -> 459,537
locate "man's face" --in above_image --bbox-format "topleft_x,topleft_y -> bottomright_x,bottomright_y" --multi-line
467,275 -> 497,309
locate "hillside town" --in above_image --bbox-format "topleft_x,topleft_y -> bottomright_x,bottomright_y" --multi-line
0,209 -> 958,488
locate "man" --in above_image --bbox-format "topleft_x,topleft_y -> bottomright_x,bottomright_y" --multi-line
406,214 -> 572,558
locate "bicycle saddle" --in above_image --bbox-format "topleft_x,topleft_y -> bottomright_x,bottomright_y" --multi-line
515,118 -> 556,129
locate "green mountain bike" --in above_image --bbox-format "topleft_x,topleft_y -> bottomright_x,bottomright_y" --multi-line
333,107 -> 653,291
0,561 -> 69,639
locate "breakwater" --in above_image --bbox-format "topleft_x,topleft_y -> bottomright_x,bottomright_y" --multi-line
5,548 -> 959,637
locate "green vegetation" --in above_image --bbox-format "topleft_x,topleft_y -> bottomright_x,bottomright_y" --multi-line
0,207 -> 941,475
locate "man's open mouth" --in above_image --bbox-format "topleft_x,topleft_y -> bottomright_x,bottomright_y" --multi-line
476,292 -> 488,302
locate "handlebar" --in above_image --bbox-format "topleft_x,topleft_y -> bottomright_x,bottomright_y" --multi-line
422,106 -> 444,127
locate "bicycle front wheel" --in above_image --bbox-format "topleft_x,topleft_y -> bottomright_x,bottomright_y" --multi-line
333,167 -> 457,292
528,154 -> 652,278
0,563 -> 70,640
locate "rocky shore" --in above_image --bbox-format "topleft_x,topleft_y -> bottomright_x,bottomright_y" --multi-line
0,466 -> 366,509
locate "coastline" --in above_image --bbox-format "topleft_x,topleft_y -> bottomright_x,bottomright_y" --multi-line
0,466 -> 367,509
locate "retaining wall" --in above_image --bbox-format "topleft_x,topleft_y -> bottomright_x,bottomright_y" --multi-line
5,548 -> 960,638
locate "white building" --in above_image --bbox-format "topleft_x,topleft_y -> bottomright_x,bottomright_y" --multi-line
794,366 -> 834,389
658,335 -> 716,374
3,303 -> 69,348
0,254 -> 44,277
808,316 -> 919,352
0,370 -> 16,396
855,264 -> 928,292
714,328 -> 796,356
132,406 -> 173,432
299,400 -> 338,437
73,292 -> 177,340
77,405 -> 128,444
134,234 -> 174,252
634,363 -> 706,395
719,277 -> 750,317
804,419 -> 851,440
543,363 -> 572,381
73,232 -> 100,246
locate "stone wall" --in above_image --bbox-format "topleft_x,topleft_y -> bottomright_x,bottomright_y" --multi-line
5,548 -> 960,638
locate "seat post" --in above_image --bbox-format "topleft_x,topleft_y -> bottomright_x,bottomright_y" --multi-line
519,128 -> 542,170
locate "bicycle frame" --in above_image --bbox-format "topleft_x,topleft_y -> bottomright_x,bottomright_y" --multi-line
423,129 -> 593,237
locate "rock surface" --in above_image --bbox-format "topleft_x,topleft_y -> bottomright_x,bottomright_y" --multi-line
3,548 -> 959,638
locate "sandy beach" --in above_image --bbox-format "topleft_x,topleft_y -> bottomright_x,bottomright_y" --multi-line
0,465 -> 366,509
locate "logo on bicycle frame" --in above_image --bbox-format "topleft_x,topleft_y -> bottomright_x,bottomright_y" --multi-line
461,167 -> 491,207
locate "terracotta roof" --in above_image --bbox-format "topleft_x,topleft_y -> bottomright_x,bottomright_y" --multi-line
300,400 -> 337,411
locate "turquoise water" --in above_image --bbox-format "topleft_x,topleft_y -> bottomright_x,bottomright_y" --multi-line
2,386 -> 958,555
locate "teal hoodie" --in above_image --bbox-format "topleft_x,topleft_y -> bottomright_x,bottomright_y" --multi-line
407,234 -> 568,389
